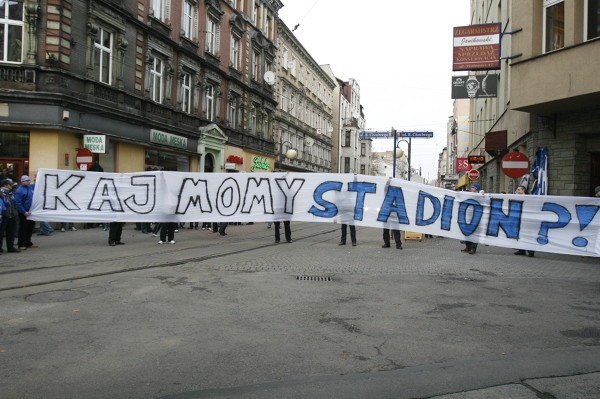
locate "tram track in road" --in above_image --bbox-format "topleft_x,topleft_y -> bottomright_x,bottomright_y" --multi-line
0,226 -> 340,292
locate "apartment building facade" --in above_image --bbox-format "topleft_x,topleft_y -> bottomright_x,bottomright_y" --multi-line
0,0 -> 284,178
273,21 -> 334,172
510,0 -> 600,195
452,0 -> 600,195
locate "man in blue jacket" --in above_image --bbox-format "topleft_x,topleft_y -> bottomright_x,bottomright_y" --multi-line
14,175 -> 37,250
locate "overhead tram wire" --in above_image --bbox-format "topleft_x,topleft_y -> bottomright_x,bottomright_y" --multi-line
290,0 -> 322,32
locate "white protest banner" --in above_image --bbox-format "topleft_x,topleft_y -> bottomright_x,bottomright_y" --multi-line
29,169 -> 600,257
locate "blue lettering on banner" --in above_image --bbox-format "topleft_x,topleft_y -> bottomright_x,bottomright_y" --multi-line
348,182 -> 377,221
309,181 -> 342,218
377,186 -> 410,224
486,198 -> 522,238
458,199 -> 483,236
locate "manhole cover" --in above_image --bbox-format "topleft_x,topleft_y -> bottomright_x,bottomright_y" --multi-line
26,290 -> 89,303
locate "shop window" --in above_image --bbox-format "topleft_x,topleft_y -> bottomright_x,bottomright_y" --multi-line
145,150 -> 189,171
180,72 -> 192,113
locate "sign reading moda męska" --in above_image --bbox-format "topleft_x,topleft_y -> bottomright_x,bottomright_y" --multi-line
29,169 -> 600,257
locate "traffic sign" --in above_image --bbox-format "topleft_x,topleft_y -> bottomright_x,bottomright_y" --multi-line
76,148 -> 94,171
359,130 -> 433,139
359,131 -> 392,139
467,169 -> 480,180
399,131 -> 434,138
501,151 -> 529,178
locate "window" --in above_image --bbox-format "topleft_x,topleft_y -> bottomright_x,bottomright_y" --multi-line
289,93 -> 295,116
206,17 -> 218,54
281,86 -> 287,110
344,130 -> 351,147
253,2 -> 260,26
228,95 -> 238,128
586,0 -> 600,40
182,0 -> 195,40
250,107 -> 257,133
252,50 -> 261,80
230,34 -> 240,69
266,15 -> 273,40
282,47 -> 288,70
180,72 -> 192,113
361,142 -> 366,157
204,84 -> 215,121
152,0 -> 167,21
360,164 -> 365,175
93,27 -> 113,84
150,57 -> 164,103
344,157 -> 350,173
0,0 -> 23,63
544,0 -> 564,52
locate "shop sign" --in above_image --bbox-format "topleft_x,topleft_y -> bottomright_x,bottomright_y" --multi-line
250,156 -> 270,172
468,155 -> 486,164
456,158 -> 470,172
83,135 -> 107,153
451,75 -> 497,99
225,163 -> 237,170
453,23 -> 501,71
226,155 -> 244,164
150,129 -> 188,149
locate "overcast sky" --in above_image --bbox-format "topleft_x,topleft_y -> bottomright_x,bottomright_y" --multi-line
278,0 -> 471,182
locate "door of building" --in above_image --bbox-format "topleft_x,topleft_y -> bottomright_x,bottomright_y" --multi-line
0,159 -> 28,182
590,152 -> 600,196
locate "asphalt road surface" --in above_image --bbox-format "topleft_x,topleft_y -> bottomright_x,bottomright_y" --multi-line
1,222 -> 599,398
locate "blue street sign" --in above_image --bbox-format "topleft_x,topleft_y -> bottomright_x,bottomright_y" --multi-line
359,130 -> 434,139
398,131 -> 434,138
359,131 -> 392,139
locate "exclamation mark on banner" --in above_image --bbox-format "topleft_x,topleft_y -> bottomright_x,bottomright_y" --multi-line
572,205 -> 600,247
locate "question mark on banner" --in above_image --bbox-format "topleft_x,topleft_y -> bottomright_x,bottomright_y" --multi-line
572,205 -> 600,247
537,203 -> 571,245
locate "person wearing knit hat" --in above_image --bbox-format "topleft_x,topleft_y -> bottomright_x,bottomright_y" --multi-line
470,183 -> 481,191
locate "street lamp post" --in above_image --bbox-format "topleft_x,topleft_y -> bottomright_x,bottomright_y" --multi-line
278,135 -> 297,172
392,127 -> 412,180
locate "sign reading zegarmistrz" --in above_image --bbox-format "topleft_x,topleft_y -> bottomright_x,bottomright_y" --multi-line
453,23 -> 501,71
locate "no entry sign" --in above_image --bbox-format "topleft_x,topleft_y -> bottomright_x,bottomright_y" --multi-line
502,151 -> 530,178
467,169 -> 480,180
76,148 -> 94,170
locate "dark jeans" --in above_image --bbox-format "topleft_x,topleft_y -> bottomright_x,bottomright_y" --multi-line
383,229 -> 402,247
340,224 -> 356,244
0,216 -> 17,250
18,214 -> 34,247
274,221 -> 291,242
218,222 -> 228,235
160,222 -> 177,242
108,222 -> 124,244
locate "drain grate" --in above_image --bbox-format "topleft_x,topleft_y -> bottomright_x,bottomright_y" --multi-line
296,275 -> 332,282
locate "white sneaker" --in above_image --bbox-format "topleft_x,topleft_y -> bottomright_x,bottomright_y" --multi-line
60,228 -> 66,232
158,241 -> 164,244
70,227 -> 77,231
151,233 -> 158,237
169,240 -> 176,244
174,229 -> 179,233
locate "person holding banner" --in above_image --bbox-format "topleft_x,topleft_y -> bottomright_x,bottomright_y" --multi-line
339,224 -> 357,246
158,222 -> 177,244
382,228 -> 402,249
461,183 -> 482,255
108,222 -> 125,247
514,185 -> 535,258
274,221 -> 292,243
